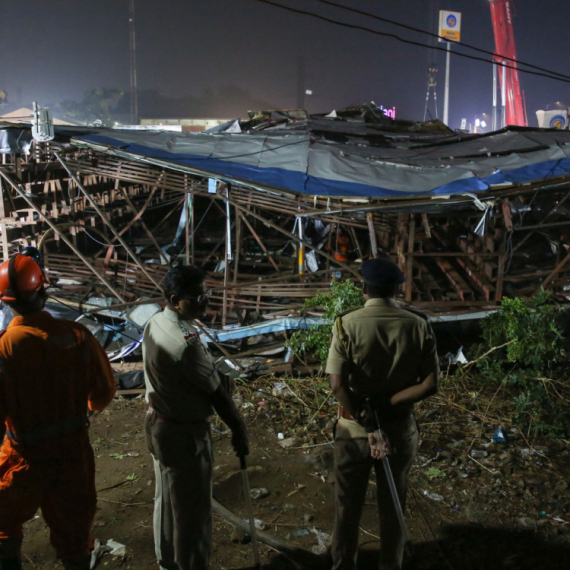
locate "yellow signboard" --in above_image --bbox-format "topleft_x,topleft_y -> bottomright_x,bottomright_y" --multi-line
439,10 -> 461,42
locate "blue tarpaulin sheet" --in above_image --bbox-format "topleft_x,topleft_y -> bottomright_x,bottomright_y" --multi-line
46,125 -> 570,199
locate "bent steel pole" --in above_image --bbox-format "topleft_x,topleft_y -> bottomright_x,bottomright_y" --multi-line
54,152 -> 164,293
0,169 -> 126,302
223,195 -> 361,279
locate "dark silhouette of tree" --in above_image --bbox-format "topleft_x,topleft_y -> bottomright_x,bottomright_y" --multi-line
59,88 -> 124,126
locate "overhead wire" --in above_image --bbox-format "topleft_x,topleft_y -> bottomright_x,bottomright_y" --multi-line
313,0 -> 570,81
251,0 -> 570,85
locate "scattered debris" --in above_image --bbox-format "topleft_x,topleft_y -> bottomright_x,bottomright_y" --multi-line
310,527 -> 331,555
250,487 -> 270,500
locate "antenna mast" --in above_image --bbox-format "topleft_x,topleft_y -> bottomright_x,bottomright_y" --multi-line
423,0 -> 440,121
129,0 -> 138,124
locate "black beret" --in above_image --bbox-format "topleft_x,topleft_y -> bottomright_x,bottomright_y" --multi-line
361,258 -> 405,285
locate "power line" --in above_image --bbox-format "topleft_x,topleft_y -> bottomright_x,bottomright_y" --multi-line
313,0 -> 570,82
252,0 -> 570,86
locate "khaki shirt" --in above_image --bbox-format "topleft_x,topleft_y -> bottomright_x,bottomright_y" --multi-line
325,298 -> 439,402
143,308 -> 220,422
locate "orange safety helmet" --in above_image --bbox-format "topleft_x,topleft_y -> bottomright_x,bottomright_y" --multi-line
0,253 -> 47,303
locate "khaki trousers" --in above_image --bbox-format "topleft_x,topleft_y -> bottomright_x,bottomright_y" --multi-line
145,411 -> 213,570
331,416 -> 418,570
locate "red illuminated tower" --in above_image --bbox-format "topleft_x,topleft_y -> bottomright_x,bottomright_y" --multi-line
489,0 -> 527,127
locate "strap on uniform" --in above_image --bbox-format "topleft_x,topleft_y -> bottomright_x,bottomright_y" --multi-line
334,316 -> 350,352
7,254 -> 20,302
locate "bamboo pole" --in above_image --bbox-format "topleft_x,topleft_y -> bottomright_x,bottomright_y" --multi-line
116,182 -> 169,264
348,225 -> 363,261
495,231 -> 507,302
0,178 -> 9,262
185,192 -> 190,265
150,197 -> 185,234
405,217 -> 415,303
54,153 -> 164,293
366,212 -> 378,258
537,250 -> 570,292
222,225 -> 229,326
190,191 -> 195,265
238,210 -> 280,273
234,207 -> 241,285
297,216 -> 304,274
0,169 -> 126,302
224,196 -> 361,279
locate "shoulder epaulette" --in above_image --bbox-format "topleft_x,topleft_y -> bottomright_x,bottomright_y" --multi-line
335,307 -> 360,320
333,307 -> 363,349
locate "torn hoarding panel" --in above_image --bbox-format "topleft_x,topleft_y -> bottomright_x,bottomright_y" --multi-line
4,106 -> 570,323
53,123 -> 570,200
202,317 -> 328,343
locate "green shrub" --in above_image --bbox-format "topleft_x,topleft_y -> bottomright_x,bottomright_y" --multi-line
475,289 -> 569,437
286,280 -> 364,366
480,288 -> 564,371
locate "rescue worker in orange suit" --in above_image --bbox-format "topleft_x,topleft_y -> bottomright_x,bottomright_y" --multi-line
0,253 -> 116,570
334,227 -> 352,263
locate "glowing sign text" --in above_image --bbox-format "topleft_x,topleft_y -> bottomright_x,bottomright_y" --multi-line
379,105 -> 396,120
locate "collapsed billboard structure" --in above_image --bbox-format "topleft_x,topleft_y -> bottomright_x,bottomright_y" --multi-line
2,104 -> 570,337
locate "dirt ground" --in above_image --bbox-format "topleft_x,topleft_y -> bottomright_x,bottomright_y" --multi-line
17,382 -> 570,570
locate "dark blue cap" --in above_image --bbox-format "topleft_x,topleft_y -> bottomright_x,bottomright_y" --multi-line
361,258 -> 405,285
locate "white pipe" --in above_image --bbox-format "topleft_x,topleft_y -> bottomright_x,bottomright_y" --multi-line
443,42 -> 451,126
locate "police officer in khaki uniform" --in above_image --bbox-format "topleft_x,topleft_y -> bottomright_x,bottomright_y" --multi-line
326,258 -> 439,570
143,264 -> 248,570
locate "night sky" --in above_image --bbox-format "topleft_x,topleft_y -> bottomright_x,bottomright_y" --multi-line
1,0 -> 569,128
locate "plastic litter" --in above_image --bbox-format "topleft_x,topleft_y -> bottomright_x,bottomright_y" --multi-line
493,427 -> 507,443
254,518 -> 266,530
272,382 -> 287,395
250,487 -> 270,499
310,527 -> 331,555
244,518 -> 267,531
107,539 -> 127,556
470,450 -> 488,458
423,490 -> 444,501
90,539 -> 112,569
293,529 -> 310,537
90,539 -> 126,569
446,346 -> 468,365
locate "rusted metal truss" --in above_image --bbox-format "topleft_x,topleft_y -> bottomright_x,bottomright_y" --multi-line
1,140 -> 570,325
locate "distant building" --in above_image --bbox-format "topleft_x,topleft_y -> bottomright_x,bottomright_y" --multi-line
139,117 -> 232,132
